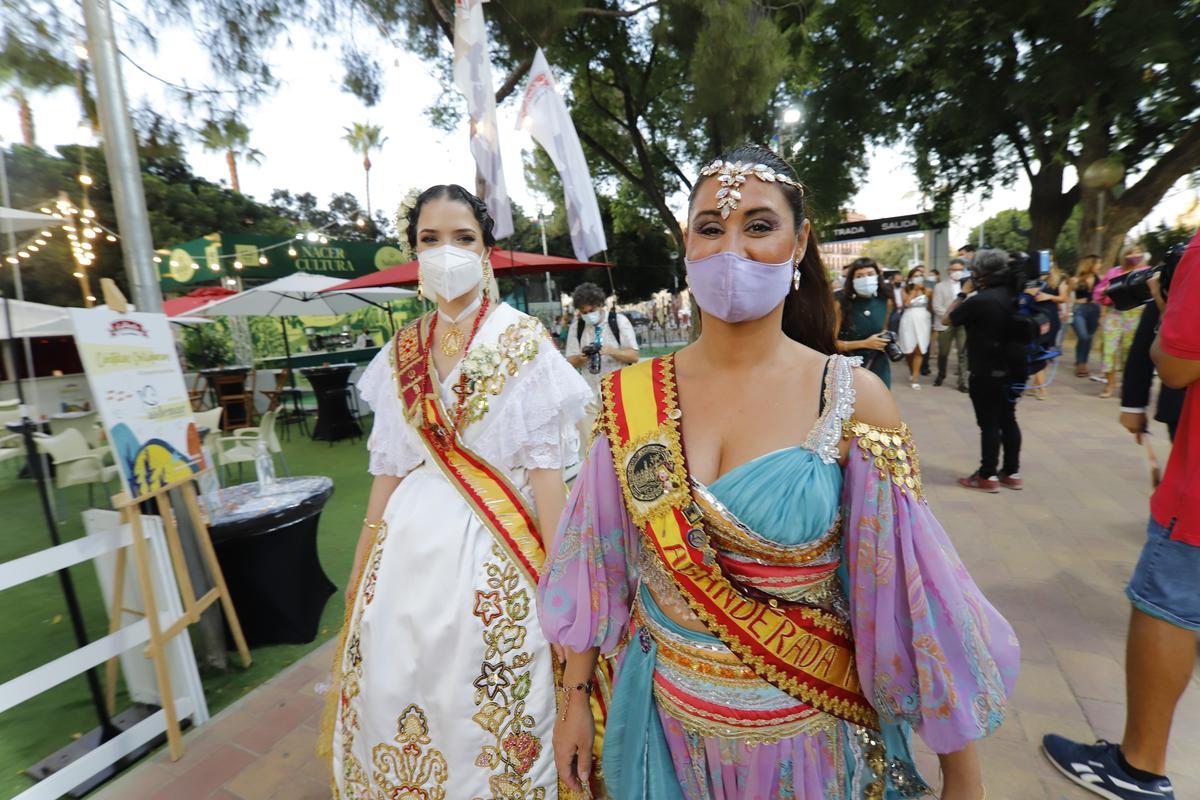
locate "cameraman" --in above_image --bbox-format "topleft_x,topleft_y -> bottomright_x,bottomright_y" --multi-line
565,282 -> 640,451
1043,228 -> 1200,800
945,249 -> 1022,492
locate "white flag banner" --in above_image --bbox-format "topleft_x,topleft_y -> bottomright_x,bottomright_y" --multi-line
517,49 -> 608,261
453,0 -> 514,239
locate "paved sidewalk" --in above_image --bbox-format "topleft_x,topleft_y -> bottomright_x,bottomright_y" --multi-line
93,366 -> 1200,799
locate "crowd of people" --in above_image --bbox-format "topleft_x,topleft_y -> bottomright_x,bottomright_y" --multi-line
321,141 -> 1196,800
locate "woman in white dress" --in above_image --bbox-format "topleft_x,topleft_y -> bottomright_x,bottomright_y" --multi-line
326,185 -> 592,800
897,264 -> 932,389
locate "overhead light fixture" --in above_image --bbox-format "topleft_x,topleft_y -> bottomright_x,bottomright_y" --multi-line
106,235 -> 117,242
306,232 -> 318,242
75,43 -> 88,60
355,217 -> 366,228
40,230 -> 51,237
319,236 -> 328,245
34,239 -> 46,245
73,271 -> 84,278
78,174 -> 93,186
287,246 -> 297,257
191,263 -> 199,270
258,255 -> 268,265
233,260 -> 243,269
5,257 -> 18,265
39,207 -> 51,214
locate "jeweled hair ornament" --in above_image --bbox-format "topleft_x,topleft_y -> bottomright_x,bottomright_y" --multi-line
699,160 -> 805,219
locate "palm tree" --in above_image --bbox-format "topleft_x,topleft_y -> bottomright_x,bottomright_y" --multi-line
198,116 -> 263,193
0,30 -> 73,147
341,122 -> 387,217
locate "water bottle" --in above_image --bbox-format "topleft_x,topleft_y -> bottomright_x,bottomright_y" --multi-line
254,438 -> 276,490
196,444 -> 222,514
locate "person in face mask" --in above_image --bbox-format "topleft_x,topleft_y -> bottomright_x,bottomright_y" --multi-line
834,257 -> 893,387
328,184 -> 594,799
564,281 -> 640,458
1095,247 -> 1153,398
932,258 -> 969,391
541,145 -> 1017,800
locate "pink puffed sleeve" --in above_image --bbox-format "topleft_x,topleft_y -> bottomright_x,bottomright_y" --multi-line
842,433 -> 1020,753
537,433 -> 640,655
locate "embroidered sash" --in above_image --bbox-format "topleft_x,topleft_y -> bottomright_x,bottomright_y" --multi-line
391,315 -> 548,587
600,356 -> 878,729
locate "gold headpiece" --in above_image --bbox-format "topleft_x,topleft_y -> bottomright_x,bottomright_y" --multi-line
698,160 -> 805,219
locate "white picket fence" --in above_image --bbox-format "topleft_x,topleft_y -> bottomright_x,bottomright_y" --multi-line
0,513 -> 208,800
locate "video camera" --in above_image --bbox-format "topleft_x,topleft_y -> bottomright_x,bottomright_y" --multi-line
1104,243 -> 1185,311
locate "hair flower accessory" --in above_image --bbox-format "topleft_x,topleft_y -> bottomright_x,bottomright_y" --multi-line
699,159 -> 805,219
394,187 -> 423,250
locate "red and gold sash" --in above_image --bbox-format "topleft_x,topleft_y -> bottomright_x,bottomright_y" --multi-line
391,315 -> 548,586
391,315 -> 613,792
600,356 -> 878,729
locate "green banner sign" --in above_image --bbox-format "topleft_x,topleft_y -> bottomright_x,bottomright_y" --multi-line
158,232 -> 409,291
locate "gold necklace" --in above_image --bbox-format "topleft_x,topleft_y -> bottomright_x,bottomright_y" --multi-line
440,323 -> 465,356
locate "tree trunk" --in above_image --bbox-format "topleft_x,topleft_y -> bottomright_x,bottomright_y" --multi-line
14,89 -> 34,147
364,159 -> 372,217
1027,163 -> 1077,253
1096,120 -> 1200,267
227,150 -> 241,193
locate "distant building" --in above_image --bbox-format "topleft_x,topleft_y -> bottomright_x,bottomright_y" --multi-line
821,211 -> 868,277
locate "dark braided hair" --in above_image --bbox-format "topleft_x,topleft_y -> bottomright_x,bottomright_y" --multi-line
687,144 -> 837,354
404,184 -> 496,249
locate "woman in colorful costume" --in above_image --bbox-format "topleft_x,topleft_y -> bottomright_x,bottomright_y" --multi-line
538,146 -> 1019,800
328,185 -> 593,799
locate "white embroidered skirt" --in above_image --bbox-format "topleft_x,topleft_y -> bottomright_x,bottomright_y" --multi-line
331,464 -> 559,799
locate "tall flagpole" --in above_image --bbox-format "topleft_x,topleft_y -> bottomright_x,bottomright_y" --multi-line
82,0 -> 162,312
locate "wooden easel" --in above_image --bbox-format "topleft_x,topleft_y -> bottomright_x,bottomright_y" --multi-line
98,279 -> 252,760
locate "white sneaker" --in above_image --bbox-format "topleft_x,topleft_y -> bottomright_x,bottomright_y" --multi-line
911,383 -> 921,390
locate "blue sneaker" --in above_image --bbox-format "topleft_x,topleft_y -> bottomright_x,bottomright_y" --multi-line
1041,735 -> 1174,799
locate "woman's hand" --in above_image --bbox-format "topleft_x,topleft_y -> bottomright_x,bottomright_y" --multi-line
864,333 -> 889,351
553,690 -> 595,792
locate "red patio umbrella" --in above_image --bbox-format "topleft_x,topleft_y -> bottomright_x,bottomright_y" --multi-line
162,285 -> 237,316
320,248 -> 610,292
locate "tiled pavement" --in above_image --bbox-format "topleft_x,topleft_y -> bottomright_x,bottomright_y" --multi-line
92,364 -> 1200,800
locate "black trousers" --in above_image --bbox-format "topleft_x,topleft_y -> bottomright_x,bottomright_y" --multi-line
968,372 -> 1021,478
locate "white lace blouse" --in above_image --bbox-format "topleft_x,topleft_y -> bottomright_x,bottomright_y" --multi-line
356,304 -> 592,480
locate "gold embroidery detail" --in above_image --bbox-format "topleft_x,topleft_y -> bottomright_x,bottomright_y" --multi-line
458,317 -> 544,427
471,545 -> 547,799
601,358 -> 691,529
371,704 -> 449,800
841,419 -> 925,501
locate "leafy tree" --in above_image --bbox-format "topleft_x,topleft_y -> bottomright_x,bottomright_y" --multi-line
269,190 -> 394,241
965,206 -> 1083,270
0,26 -> 74,147
1140,221 -> 1195,266
861,238 -> 912,271
340,122 -> 387,217
197,115 -> 263,193
795,0 -> 1200,267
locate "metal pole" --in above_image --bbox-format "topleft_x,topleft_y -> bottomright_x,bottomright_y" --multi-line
82,0 -> 161,312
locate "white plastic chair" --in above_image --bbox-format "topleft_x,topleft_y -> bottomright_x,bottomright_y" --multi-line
193,407 -> 224,455
49,411 -> 105,451
35,428 -> 120,511
217,409 -> 287,482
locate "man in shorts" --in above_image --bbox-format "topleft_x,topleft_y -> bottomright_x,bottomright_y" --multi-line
1042,228 -> 1200,800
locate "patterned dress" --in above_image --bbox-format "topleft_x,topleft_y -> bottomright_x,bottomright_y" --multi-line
537,354 -> 1020,799
331,303 -> 592,800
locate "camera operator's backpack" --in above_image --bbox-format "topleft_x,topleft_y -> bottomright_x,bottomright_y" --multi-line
1004,292 -> 1055,385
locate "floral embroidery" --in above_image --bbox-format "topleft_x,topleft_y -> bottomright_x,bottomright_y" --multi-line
471,545 -> 546,799
458,318 -> 544,426
371,704 -> 449,800
361,525 -> 388,607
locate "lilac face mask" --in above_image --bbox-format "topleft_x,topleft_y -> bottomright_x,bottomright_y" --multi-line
685,249 -> 795,323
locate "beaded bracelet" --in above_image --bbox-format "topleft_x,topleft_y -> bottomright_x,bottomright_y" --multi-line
556,680 -> 594,721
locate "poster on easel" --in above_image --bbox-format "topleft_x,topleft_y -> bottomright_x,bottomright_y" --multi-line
69,308 -> 205,498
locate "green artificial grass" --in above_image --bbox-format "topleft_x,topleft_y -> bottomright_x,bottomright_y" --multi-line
0,420 -> 373,798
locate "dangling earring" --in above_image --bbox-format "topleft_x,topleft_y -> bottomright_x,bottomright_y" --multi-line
482,259 -> 492,298
418,268 -> 426,301
792,262 -> 802,291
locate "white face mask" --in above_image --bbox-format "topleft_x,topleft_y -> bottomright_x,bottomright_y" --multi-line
949,271 -> 964,282
583,310 -> 602,325
417,244 -> 483,302
852,276 -> 879,298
